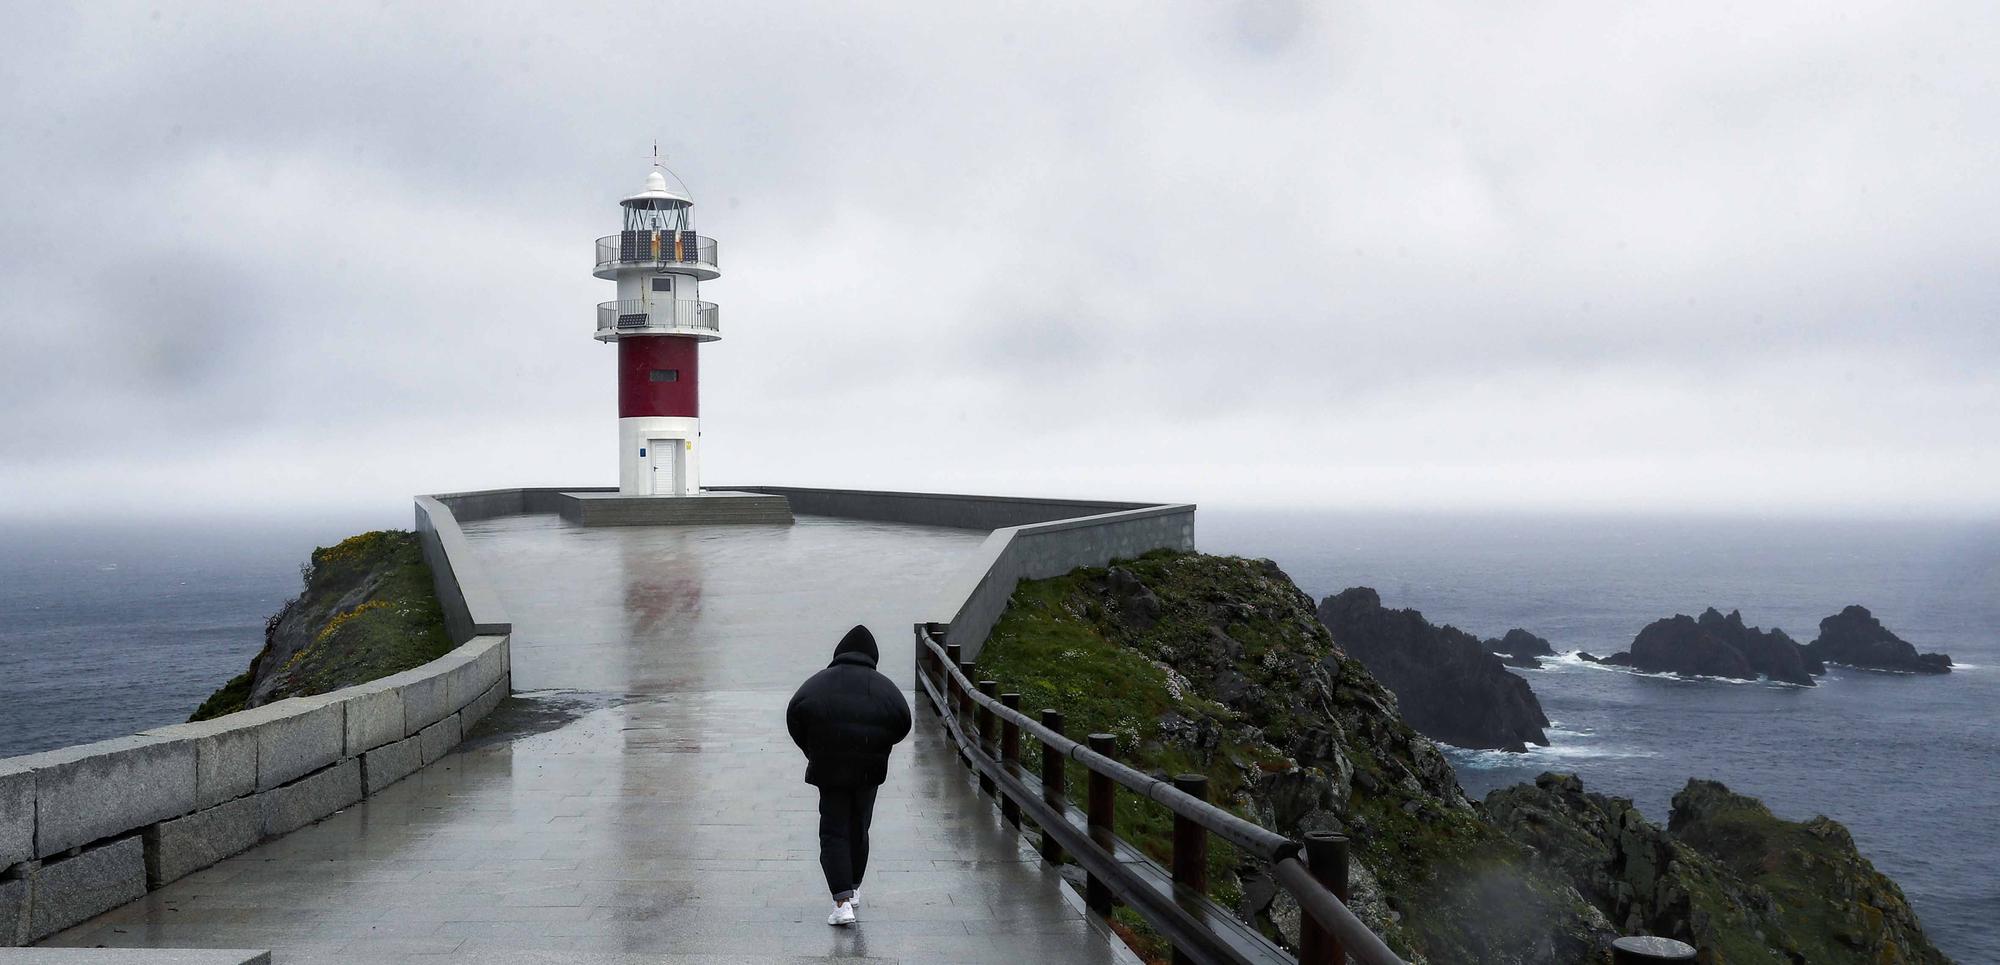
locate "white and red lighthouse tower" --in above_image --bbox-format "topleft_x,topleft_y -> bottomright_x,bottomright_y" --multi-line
593,164 -> 720,496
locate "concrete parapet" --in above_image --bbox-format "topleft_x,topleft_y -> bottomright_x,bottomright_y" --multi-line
360,736 -> 422,796
17,736 -> 196,859
414,495 -> 511,644
241,697 -> 344,792
142,796 -> 261,889
388,660 -> 455,736
334,681 -> 404,757
446,636 -> 507,712
416,714 -> 461,766
1,762 -> 32,868
27,836 -> 147,943
0,874 -> 24,946
1,951 -> 271,963
260,760 -> 361,838
463,678 -> 507,732
136,719 -> 256,812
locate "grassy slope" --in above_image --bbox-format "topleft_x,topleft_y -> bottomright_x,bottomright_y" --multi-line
974,550 -> 1605,963
190,530 -> 453,721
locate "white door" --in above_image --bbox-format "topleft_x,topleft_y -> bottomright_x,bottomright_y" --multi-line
650,439 -> 683,496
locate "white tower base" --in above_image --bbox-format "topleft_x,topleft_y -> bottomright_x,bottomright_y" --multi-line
618,417 -> 702,496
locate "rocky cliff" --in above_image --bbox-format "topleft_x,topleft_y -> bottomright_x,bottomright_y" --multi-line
1316,588 -> 1551,752
190,530 -> 453,720
1807,605 -> 1952,673
974,551 -> 1949,964
1487,773 -> 1948,964
978,553 -> 1611,962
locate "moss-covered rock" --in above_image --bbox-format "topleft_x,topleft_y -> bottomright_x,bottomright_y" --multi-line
190,530 -> 452,721
974,550 -> 1612,963
1487,773 -> 1949,963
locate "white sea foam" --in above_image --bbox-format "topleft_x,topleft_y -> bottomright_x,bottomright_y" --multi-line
1444,740 -> 1658,769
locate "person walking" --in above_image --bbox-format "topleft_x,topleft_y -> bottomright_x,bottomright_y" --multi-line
786,624 -> 912,926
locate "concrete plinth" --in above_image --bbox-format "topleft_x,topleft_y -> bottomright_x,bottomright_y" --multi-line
554,491 -> 792,526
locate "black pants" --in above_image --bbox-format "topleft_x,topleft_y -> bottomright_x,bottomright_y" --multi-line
817,784 -> 879,900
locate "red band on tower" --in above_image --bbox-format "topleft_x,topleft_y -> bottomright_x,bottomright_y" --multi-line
618,336 -> 700,418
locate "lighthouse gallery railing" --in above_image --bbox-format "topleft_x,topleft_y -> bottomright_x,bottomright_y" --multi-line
595,232 -> 718,272
596,299 -> 720,335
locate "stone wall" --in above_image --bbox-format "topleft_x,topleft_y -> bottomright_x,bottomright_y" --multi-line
0,499 -> 513,946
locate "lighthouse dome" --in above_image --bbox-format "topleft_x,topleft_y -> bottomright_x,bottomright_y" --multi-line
621,167 -> 693,210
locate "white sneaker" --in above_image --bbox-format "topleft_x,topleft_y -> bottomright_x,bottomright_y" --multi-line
850,888 -> 861,907
827,901 -> 856,926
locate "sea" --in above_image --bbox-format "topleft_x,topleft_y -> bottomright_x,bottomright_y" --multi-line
0,509 -> 1993,960
1202,510 -> 2000,964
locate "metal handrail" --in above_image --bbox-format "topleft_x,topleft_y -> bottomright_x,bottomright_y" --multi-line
594,299 -> 720,334
594,232 -> 718,271
915,625 -> 1407,965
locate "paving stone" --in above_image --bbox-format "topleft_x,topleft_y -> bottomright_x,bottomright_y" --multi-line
0,760 -> 32,868
336,682 -> 405,757
260,760 -> 361,838
246,697 -> 345,792
28,835 -> 146,942
0,873 -> 25,946
463,678 -> 508,730
140,719 -> 258,810
17,736 -> 196,857
144,796 -> 263,888
417,713 -> 462,765
361,735 -> 422,796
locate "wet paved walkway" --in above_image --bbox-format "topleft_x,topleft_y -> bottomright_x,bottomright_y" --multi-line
43,515 -> 1136,963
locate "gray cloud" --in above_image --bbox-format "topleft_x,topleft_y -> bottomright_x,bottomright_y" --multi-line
1,1 -> 1995,519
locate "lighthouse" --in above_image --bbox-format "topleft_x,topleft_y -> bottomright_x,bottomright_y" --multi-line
594,164 -> 720,496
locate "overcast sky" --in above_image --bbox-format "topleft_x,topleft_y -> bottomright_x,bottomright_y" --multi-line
2,2 -> 1995,520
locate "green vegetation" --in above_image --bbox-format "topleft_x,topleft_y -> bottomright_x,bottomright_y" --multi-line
972,550 -> 1607,962
190,530 -> 453,721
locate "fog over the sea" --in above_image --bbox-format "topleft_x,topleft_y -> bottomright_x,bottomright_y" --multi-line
2,2 -> 1995,519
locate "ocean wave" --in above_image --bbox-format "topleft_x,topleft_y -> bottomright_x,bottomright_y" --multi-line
1546,651 -> 1811,688
1443,741 -> 1658,769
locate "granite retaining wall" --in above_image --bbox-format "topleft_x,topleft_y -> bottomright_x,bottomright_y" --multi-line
0,498 -> 513,946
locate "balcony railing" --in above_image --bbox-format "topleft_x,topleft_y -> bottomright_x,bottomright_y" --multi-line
595,232 -> 718,273
595,299 -> 720,339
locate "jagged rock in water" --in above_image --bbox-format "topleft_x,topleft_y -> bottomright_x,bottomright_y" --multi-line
1316,587 -> 1551,752
1577,650 -> 1632,666
1806,605 -> 1952,673
1624,608 -> 1817,685
1488,627 -> 1557,659
1486,773 -> 1948,964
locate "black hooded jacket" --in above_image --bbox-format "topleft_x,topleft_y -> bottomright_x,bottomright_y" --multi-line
786,626 -> 913,788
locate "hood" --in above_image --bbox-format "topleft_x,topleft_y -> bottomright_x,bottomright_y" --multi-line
830,624 -> 879,668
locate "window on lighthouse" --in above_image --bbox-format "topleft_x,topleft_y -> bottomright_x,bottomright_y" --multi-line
651,276 -> 674,292
649,369 -> 680,383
